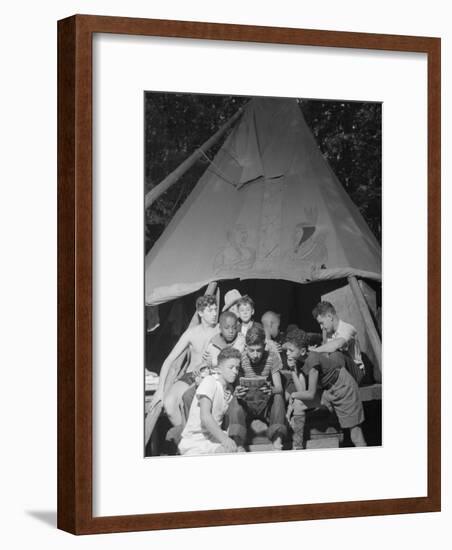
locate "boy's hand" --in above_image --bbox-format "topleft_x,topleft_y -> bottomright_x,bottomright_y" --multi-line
193,365 -> 211,386
222,437 -> 238,453
234,385 -> 248,399
191,364 -> 203,378
235,333 -> 246,351
260,383 -> 273,395
266,339 -> 281,353
202,349 -> 212,365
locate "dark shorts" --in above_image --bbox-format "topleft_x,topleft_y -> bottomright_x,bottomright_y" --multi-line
241,387 -> 271,417
321,367 -> 364,428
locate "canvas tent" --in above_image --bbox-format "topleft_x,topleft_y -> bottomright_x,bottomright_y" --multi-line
145,97 -> 381,308
144,96 -> 382,449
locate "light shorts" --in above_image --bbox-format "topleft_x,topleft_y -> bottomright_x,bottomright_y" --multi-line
178,434 -> 225,456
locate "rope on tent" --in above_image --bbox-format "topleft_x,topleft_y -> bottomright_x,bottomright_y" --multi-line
199,149 -> 238,187
347,275 -> 382,377
168,179 -> 187,219
145,103 -> 247,209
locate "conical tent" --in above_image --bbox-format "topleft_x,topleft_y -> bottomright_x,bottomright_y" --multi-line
145,97 -> 381,306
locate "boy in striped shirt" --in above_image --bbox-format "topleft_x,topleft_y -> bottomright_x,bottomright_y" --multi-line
227,323 -> 287,450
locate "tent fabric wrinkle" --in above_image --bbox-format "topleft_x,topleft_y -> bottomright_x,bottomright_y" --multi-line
145,97 -> 381,306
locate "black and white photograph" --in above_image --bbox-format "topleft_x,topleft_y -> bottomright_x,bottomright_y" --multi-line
144,92 -> 382,457
1,0 -> 445,543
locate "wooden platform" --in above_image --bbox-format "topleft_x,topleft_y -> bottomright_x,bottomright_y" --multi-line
145,383 -> 382,455
359,383 -> 381,401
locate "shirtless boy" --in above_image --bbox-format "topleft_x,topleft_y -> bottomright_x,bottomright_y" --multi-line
151,295 -> 219,426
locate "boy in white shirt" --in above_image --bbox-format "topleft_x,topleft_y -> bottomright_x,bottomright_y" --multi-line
236,295 -> 256,337
179,348 -> 241,456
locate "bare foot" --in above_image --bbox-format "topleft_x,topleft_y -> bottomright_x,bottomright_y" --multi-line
272,437 -> 283,451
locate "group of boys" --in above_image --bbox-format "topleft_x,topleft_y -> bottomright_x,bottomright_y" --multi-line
150,290 -> 367,456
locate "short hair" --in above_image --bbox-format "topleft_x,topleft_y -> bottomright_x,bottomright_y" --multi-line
245,322 -> 266,347
196,295 -> 217,312
219,310 -> 238,325
285,328 -> 309,350
237,295 -> 255,309
217,347 -> 242,365
312,301 -> 336,319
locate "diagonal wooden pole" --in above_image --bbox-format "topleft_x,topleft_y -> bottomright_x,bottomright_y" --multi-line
347,275 -> 382,375
144,104 -> 246,210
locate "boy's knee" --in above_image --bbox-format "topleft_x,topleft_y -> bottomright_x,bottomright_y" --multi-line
227,397 -> 246,421
163,393 -> 176,412
164,393 -> 182,425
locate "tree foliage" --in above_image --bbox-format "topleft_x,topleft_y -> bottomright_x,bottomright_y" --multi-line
145,93 -> 381,253
300,99 -> 381,241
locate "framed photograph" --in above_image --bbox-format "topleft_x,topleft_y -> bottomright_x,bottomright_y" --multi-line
58,15 -> 440,535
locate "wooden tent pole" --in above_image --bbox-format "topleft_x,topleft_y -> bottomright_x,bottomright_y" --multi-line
144,282 -> 218,447
347,275 -> 382,374
144,105 -> 246,210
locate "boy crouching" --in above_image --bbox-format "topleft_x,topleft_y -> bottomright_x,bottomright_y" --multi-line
178,348 -> 241,456
283,329 -> 314,450
285,330 -> 367,447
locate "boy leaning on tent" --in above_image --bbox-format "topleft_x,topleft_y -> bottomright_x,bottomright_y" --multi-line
150,294 -> 219,427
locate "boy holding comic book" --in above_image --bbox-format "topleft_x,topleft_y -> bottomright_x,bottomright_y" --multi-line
227,323 -> 287,450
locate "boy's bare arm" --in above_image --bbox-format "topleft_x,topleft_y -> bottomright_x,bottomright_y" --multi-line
291,368 -> 319,401
199,397 -> 237,452
233,332 -> 246,352
267,370 -> 283,395
311,337 -> 346,353
291,371 -> 306,393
